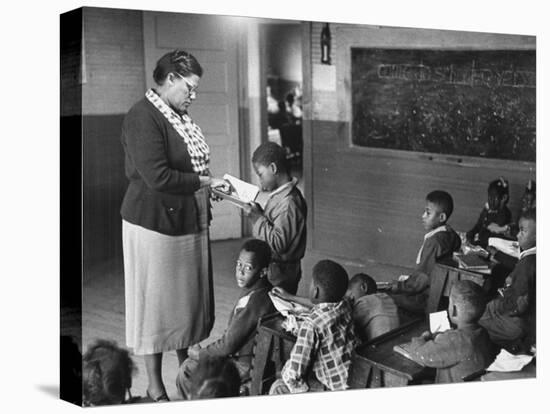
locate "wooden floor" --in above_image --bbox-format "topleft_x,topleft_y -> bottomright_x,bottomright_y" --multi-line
62,235 -> 411,403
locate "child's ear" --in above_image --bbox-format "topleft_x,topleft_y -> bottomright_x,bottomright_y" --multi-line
269,162 -> 278,175
439,212 -> 447,223
451,304 -> 458,318
260,267 -> 268,278
312,285 -> 320,300
361,282 -> 368,294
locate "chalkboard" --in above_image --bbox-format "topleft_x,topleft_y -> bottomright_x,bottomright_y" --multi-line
351,48 -> 536,162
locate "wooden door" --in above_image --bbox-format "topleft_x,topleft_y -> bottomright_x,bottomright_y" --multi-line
142,11 -> 242,240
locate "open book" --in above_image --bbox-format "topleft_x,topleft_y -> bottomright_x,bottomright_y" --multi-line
212,174 -> 260,208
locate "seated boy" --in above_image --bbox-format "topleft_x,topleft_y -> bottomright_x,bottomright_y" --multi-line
243,141 -> 307,294
82,339 -> 137,406
176,239 -> 276,398
390,190 -> 461,314
346,273 -> 400,342
400,280 -> 496,383
269,260 -> 356,394
479,209 -> 536,352
189,356 -> 241,399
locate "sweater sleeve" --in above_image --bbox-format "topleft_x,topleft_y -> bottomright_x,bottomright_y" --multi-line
200,292 -> 264,358
124,107 -> 201,195
399,237 -> 441,294
253,197 -> 305,257
467,208 -> 486,242
407,331 -> 462,368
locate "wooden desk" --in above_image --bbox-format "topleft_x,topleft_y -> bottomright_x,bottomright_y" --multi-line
249,313 -> 296,395
427,262 -> 492,313
348,319 -> 434,388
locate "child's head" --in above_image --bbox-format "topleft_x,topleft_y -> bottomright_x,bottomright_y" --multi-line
252,142 -> 290,191
521,179 -> 536,212
517,208 -> 536,251
190,356 -> 241,399
82,339 -> 136,406
235,239 -> 271,289
423,190 -> 454,230
487,177 -> 509,210
310,259 -> 349,303
346,273 -> 378,301
448,280 -> 487,326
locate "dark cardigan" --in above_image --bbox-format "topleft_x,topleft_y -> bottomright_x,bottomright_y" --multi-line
120,97 -> 208,236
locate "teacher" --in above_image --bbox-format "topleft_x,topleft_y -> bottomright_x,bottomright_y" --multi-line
120,50 -> 226,401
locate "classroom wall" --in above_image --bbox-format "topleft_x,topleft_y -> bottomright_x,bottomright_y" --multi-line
304,22 -> 536,271
80,7 -> 146,276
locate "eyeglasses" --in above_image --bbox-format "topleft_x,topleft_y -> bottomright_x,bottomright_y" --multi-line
174,72 -> 198,96
236,261 -> 254,273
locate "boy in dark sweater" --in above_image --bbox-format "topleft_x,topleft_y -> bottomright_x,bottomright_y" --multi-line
400,280 -> 496,383
242,142 -> 307,294
390,190 -> 462,314
176,239 -> 276,398
479,209 -> 536,352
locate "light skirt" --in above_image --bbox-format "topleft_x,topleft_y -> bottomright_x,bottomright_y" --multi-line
122,220 -> 214,355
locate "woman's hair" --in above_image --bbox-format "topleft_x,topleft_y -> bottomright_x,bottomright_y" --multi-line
82,339 -> 136,406
153,49 -> 203,84
191,356 -> 241,399
241,238 -> 272,270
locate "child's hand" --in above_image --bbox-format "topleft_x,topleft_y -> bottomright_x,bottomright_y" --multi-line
487,222 -> 506,234
188,344 -> 201,360
389,280 -> 400,293
272,287 -> 294,302
242,202 -> 264,219
420,330 -> 433,341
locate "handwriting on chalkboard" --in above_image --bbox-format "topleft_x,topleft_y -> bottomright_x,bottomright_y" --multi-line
377,63 -> 535,88
351,48 -> 536,162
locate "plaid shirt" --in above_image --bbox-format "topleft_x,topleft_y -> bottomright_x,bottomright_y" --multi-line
281,298 -> 356,392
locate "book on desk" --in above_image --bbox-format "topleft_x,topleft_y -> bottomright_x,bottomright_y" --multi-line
453,252 -> 490,271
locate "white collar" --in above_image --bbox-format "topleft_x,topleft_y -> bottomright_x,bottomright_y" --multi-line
424,225 -> 448,240
519,246 -> 536,260
268,177 -> 297,199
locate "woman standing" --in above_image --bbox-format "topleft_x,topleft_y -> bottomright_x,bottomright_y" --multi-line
120,50 -> 226,401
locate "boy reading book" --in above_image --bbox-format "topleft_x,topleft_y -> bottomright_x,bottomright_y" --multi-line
479,209 -> 536,352
346,273 -> 400,342
390,190 -> 462,314
243,141 -> 307,294
269,260 -> 356,394
176,239 -> 276,398
395,280 -> 496,383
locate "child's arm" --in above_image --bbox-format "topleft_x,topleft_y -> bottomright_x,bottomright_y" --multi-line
466,209 -> 486,242
272,287 -> 314,309
251,197 -> 306,258
406,331 -> 462,369
281,319 -> 317,393
199,291 -> 270,358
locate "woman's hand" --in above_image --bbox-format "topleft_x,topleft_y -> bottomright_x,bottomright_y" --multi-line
209,177 -> 231,192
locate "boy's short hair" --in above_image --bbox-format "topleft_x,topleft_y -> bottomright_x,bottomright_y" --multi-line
191,356 -> 240,399
520,208 -> 536,223
349,273 -> 377,294
252,141 -> 289,175
450,280 -> 487,323
488,177 -> 509,198
241,238 -> 272,269
426,190 -> 454,219
312,260 -> 349,302
82,339 -> 136,406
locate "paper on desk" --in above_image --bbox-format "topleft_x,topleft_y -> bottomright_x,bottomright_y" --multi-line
488,238 -> 520,259
486,349 -> 533,372
429,311 -> 451,334
398,274 -> 410,282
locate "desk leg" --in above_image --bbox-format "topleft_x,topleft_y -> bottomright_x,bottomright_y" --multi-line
250,331 -> 274,396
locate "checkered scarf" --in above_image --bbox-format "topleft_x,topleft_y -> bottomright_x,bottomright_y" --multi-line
145,89 -> 210,175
